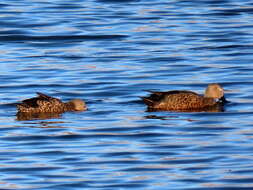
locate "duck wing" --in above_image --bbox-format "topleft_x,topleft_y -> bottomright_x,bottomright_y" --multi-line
20,92 -> 62,108
36,92 -> 63,106
143,90 -> 198,105
17,92 -> 64,113
19,97 -> 40,108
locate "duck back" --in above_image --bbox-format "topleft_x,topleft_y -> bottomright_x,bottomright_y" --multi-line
17,92 -> 65,113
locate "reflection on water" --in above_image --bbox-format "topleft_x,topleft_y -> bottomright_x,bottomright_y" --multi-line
16,111 -> 63,121
1,0 -> 253,189
146,104 -> 225,113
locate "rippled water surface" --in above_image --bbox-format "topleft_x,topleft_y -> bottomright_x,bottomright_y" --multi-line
1,0 -> 253,189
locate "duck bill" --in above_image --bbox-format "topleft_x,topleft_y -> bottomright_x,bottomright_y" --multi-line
219,96 -> 229,104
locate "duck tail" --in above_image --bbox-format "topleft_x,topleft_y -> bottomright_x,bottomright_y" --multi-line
144,90 -> 163,96
16,103 -> 26,112
141,97 -> 155,106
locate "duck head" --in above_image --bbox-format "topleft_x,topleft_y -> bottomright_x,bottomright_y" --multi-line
68,99 -> 87,111
204,83 -> 228,103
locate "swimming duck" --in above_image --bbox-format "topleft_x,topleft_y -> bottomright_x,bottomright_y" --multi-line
17,92 -> 87,113
142,83 -> 227,111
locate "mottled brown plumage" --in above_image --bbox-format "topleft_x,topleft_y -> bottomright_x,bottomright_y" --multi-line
17,92 -> 87,113
142,84 -> 227,112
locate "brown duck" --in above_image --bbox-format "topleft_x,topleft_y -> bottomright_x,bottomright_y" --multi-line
17,92 -> 87,113
142,84 -> 227,111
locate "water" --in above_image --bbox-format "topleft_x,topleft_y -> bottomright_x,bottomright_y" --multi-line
1,0 -> 253,189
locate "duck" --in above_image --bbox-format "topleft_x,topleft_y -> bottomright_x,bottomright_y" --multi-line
142,83 -> 228,112
17,92 -> 87,113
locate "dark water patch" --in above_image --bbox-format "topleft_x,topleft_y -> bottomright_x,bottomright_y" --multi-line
0,34 -> 127,43
191,44 -> 253,51
80,159 -> 143,166
183,166 -> 212,172
34,174 -> 80,179
186,31 -> 249,39
222,52 -> 253,57
182,126 -> 235,132
123,167 -> 171,172
48,4 -> 85,10
59,54 -> 86,60
0,151 -> 24,158
1,84 -> 71,90
103,151 -> 176,158
0,166 -> 63,173
186,133 -> 220,137
147,144 -> 192,150
31,150 -> 77,157
88,125 -> 160,133
0,3 -> 9,7
232,169 -> 253,174
222,178 -> 253,183
94,183 -> 147,189
97,0 -> 140,3
43,132 -> 170,141
186,187 -> 253,190
210,7 -> 253,16
178,178 -> 209,183
130,16 -> 164,21
0,29 -> 26,35
2,135 -> 52,142
142,56 -> 185,63
40,183 -> 90,189
211,9 -> 242,16
160,156 -> 224,165
0,103 -> 16,109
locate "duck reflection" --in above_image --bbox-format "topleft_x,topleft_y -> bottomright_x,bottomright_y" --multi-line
146,103 -> 225,113
16,111 -> 63,121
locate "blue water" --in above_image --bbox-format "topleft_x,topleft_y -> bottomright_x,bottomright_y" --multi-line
1,0 -> 253,189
